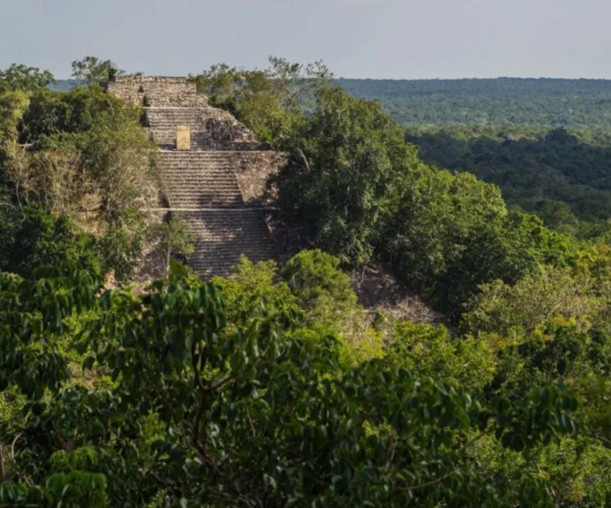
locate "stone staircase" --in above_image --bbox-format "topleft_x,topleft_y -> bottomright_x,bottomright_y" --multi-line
182,209 -> 275,276
159,151 -> 244,208
107,75 -> 281,278
146,108 -> 208,148
146,107 -> 258,150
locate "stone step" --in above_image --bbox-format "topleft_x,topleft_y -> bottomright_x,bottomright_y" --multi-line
140,93 -> 206,108
146,109 -> 209,127
180,209 -> 276,278
158,151 -> 244,208
144,106 -> 258,147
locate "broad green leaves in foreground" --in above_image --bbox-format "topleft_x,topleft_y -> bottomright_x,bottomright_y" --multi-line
0,266 -> 582,506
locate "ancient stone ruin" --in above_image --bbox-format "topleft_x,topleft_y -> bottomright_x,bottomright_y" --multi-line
106,75 -> 284,277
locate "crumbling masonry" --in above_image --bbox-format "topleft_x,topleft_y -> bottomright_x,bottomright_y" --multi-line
106,75 -> 283,278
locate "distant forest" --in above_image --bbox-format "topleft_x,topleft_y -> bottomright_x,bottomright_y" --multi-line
338,77 -> 611,128
49,79 -> 81,91
406,126 -> 611,234
335,77 -> 611,232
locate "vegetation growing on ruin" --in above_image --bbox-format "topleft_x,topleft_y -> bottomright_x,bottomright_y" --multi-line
0,60 -> 193,282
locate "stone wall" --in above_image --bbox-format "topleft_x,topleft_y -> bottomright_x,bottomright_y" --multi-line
105,75 -> 208,107
233,151 -> 286,205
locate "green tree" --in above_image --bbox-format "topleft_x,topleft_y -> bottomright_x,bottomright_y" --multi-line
0,90 -> 29,154
0,206 -> 101,278
278,86 -> 420,266
0,64 -> 54,93
3,84 -> 159,281
71,56 -> 122,85
463,265 -> 599,339
213,256 -> 300,332
148,213 -> 195,276
385,322 -> 497,394
282,249 -> 358,321
192,57 -> 331,144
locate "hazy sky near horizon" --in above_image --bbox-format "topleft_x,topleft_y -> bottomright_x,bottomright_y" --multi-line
1,0 -> 610,79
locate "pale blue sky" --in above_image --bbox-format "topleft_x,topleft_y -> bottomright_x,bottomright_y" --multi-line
1,0 -> 610,79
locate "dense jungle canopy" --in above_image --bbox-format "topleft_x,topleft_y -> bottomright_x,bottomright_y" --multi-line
0,59 -> 609,506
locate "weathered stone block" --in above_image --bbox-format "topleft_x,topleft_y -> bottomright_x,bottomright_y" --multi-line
176,126 -> 191,150
105,75 -> 208,107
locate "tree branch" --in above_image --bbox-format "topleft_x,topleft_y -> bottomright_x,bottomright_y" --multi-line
0,443 -> 5,482
298,149 -> 311,173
